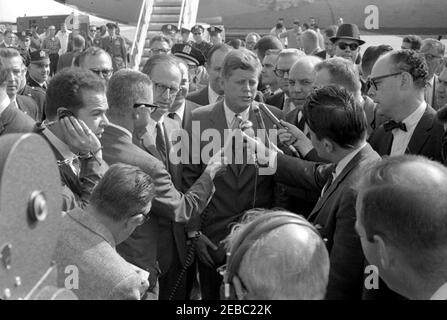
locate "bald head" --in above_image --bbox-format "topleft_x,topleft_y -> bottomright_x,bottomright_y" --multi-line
356,155 -> 447,298
289,56 -> 322,106
226,209 -> 329,300
301,29 -> 320,54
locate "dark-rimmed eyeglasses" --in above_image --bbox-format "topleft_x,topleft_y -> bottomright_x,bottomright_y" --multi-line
89,68 -> 113,79
337,42 -> 359,51
423,53 -> 443,61
133,103 -> 159,112
367,72 -> 403,91
274,68 -> 290,78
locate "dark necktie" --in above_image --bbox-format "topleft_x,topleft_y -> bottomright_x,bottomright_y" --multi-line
168,113 -> 176,120
384,120 -> 407,132
156,122 -> 167,167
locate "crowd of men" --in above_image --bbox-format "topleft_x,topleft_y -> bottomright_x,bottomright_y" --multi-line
1,16 -> 447,301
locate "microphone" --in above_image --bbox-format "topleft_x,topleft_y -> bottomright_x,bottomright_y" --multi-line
257,103 -> 301,158
239,119 -> 258,166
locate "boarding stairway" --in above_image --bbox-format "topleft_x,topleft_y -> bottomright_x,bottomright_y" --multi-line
130,0 -> 200,70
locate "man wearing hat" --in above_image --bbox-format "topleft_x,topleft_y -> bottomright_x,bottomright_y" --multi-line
172,43 -> 206,93
101,22 -> 127,71
161,24 -> 179,44
27,50 -> 50,92
180,27 -> 193,45
191,25 -> 213,57
419,38 -> 446,110
207,26 -> 223,46
330,23 -> 365,64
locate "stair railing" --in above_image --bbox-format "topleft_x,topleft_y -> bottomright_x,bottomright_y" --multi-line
130,0 -> 154,70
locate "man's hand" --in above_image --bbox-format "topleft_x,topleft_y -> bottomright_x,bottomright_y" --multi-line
196,233 -> 218,268
205,147 -> 228,179
279,120 -> 313,157
60,116 -> 101,155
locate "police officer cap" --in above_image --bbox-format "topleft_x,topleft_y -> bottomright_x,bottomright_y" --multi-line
171,43 -> 205,66
191,25 -> 204,34
161,24 -> 179,34
180,27 -> 190,35
207,26 -> 223,36
106,22 -> 117,29
30,50 -> 50,64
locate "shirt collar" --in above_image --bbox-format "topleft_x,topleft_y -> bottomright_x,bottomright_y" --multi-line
430,282 -> 447,300
208,85 -> 220,104
0,95 -> 10,116
223,100 -> 250,128
396,101 -> 427,133
42,123 -> 77,161
335,142 -> 367,179
172,101 -> 186,122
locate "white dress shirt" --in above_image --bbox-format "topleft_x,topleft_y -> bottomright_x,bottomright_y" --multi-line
208,85 -> 221,105
0,95 -> 10,117
334,142 -> 367,180
390,102 -> 426,156
56,30 -> 71,55
223,100 -> 250,129
169,102 -> 185,126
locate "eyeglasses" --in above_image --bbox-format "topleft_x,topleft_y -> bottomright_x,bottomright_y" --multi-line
150,48 -> 170,55
153,82 -> 180,97
367,72 -> 403,91
193,32 -> 202,36
337,42 -> 359,51
274,68 -> 290,78
89,68 -> 113,79
133,103 -> 159,112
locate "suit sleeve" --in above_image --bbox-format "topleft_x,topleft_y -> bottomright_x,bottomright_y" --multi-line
0,105 -> 35,135
275,153 -> 325,193
109,274 -> 149,300
325,187 -> 365,300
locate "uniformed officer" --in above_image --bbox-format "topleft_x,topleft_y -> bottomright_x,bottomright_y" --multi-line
161,24 -> 179,44
27,50 -> 50,92
180,28 -> 193,45
207,26 -> 224,46
18,80 -> 46,122
171,43 -> 206,92
101,22 -> 127,71
191,25 -> 213,57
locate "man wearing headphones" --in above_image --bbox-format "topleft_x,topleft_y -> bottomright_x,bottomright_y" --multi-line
222,209 -> 329,300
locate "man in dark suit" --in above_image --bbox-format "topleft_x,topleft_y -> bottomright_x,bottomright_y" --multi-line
246,85 -> 381,299
36,68 -> 109,212
187,44 -> 232,106
57,35 -> 85,72
101,23 -> 127,71
102,68 -> 224,300
356,155 -> 447,300
0,48 -> 39,121
183,48 -> 283,300
368,50 -> 444,163
265,49 -> 305,112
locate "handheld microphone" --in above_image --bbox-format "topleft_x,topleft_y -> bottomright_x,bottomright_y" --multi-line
257,103 -> 302,158
239,119 -> 258,166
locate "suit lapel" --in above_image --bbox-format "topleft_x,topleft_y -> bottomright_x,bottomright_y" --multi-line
406,106 -> 435,155
308,145 -> 371,222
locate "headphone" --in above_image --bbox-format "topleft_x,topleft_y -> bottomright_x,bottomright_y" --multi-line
220,210 -> 322,300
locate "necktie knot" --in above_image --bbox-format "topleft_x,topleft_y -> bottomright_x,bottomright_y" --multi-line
384,120 -> 407,132
232,114 -> 243,129
168,113 -> 176,120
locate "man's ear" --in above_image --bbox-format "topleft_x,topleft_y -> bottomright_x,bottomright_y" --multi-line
400,71 -> 413,90
322,138 -> 334,154
374,234 -> 391,269
232,275 -> 247,300
127,214 -> 145,228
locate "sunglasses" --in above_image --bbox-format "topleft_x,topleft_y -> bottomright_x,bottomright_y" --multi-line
133,103 -> 159,112
337,42 -> 359,51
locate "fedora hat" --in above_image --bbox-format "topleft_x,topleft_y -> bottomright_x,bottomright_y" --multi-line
330,23 -> 365,45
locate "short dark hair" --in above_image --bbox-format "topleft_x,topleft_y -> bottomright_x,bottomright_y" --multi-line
107,69 -> 152,118
222,48 -> 261,80
90,163 -> 155,222
73,35 -> 85,49
316,57 -> 361,93
149,35 -> 172,48
75,46 -> 111,67
206,43 -> 232,64
45,67 -> 106,119
253,35 -> 283,61
357,155 -> 447,276
361,45 -> 393,78
142,53 -> 180,78
303,85 -> 367,148
389,49 -> 429,89
323,25 -> 337,38
227,38 -> 243,49
402,35 -> 422,50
